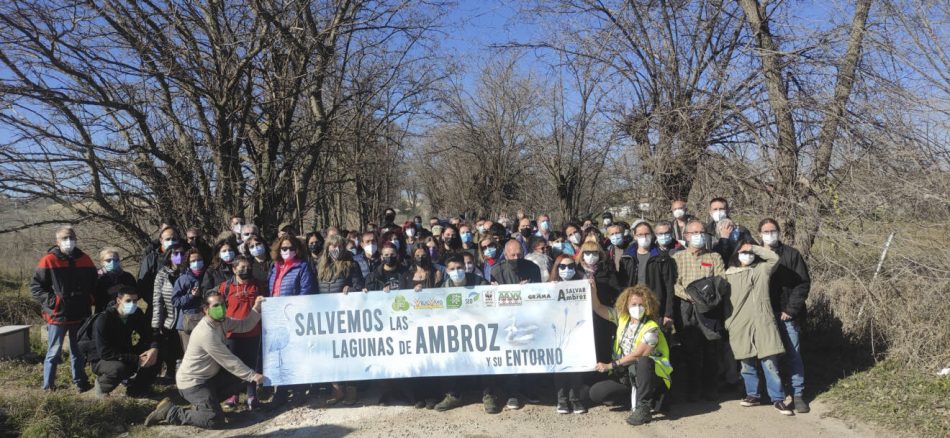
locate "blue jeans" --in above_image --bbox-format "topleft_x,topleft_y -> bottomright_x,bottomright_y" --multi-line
43,323 -> 88,390
777,318 -> 805,396
740,355 -> 785,402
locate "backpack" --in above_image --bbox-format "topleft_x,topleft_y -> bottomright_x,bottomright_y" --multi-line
76,310 -> 107,361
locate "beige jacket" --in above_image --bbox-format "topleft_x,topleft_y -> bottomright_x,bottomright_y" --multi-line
724,246 -> 783,360
176,310 -> 260,390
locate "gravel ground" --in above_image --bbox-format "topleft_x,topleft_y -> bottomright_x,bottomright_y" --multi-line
148,389 -> 886,438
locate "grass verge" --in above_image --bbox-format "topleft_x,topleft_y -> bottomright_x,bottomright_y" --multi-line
824,361 -> 950,438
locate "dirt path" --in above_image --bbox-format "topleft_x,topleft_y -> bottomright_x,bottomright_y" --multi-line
149,392 -> 885,438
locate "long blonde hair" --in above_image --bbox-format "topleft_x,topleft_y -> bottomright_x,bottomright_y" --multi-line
317,235 -> 354,281
614,285 -> 660,321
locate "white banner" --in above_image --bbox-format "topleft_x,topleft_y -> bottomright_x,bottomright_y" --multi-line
261,280 -> 595,386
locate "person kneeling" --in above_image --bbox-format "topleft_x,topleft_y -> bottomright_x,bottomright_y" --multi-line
88,285 -> 159,398
589,283 -> 673,426
145,292 -> 265,429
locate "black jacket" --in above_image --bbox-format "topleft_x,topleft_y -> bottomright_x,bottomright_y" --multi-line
365,265 -> 410,291
30,247 -> 98,325
682,275 -> 729,341
93,270 -> 136,314
617,247 -> 677,316
491,259 -> 542,285
201,263 -> 234,296
136,243 -> 164,302
768,243 -> 811,319
90,306 -> 157,363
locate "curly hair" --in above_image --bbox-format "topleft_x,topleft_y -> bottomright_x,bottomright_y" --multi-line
614,284 -> 660,321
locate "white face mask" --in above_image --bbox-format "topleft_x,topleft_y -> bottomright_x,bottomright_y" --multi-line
738,253 -> 756,266
582,253 -> 600,265
689,233 -> 706,248
628,304 -> 645,320
636,235 -> 653,248
603,218 -> 612,226
672,208 -> 686,219
711,209 -> 727,222
761,232 -> 779,247
364,243 -> 377,255
59,238 -> 76,254
406,228 -> 415,237
448,268 -> 465,283
231,224 -> 243,235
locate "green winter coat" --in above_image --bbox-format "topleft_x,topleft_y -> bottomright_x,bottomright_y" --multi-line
724,245 -> 784,360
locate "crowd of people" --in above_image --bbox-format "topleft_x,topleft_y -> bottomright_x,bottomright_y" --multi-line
29,199 -> 810,428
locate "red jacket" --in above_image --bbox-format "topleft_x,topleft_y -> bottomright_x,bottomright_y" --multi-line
30,247 -> 97,325
218,279 -> 261,338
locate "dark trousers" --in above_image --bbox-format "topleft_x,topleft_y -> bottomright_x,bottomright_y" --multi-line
680,326 -> 720,394
481,374 -> 521,399
157,328 -> 183,377
166,371 -> 240,429
589,357 -> 659,407
554,372 -> 584,403
91,358 -> 158,394
226,336 -> 261,399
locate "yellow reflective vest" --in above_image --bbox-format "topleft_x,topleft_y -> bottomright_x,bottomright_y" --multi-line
612,314 -> 673,389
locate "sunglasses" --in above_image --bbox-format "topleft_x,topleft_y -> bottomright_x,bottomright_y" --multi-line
280,246 -> 294,251
558,263 -> 577,270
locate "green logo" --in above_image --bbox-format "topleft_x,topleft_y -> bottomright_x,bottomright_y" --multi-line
446,293 -> 463,309
392,295 -> 410,312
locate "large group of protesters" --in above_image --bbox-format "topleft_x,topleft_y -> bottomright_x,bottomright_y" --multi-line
29,198 -> 810,428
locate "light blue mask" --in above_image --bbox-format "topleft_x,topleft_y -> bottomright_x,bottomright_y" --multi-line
121,301 -> 136,315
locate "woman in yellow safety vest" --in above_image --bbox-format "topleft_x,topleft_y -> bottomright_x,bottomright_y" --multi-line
589,282 -> 673,426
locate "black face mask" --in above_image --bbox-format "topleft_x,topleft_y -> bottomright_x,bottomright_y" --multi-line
237,270 -> 251,280
382,256 -> 396,266
385,213 -> 396,223
309,244 -> 321,255
414,255 -> 428,266
520,228 -> 532,236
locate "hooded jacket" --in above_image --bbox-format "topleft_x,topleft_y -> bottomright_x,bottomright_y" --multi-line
30,247 -> 97,325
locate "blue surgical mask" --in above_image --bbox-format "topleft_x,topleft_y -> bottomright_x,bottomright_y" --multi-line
190,260 -> 204,271
250,244 -> 265,257
483,246 -> 497,258
609,234 -> 623,247
689,233 -> 706,248
460,232 -> 472,243
656,233 -> 673,246
448,269 -> 465,283
540,220 -> 550,231
561,241 -> 576,256
219,250 -> 235,263
104,259 -> 120,272
121,301 -> 136,315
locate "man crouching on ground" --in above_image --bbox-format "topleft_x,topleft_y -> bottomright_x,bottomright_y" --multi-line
145,292 -> 266,428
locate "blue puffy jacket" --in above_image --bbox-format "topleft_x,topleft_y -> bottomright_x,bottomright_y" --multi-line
172,269 -> 204,331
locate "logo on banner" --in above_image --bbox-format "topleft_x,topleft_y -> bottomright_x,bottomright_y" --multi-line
498,290 -> 522,306
557,287 -> 587,302
414,297 -> 444,309
446,293 -> 463,309
526,292 -> 553,301
465,292 -> 480,305
392,295 -> 410,311
484,290 -> 495,307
